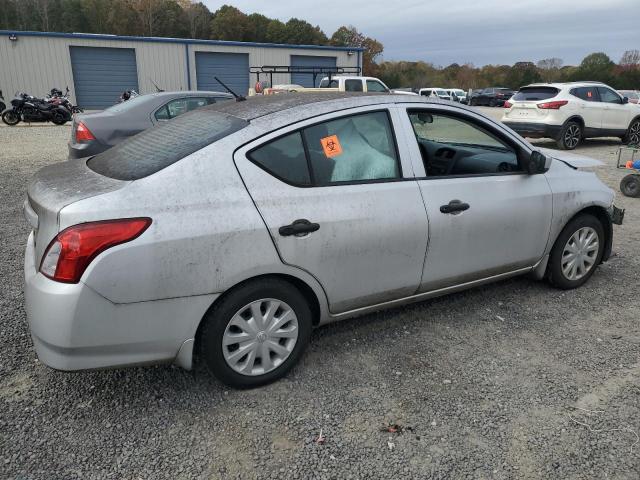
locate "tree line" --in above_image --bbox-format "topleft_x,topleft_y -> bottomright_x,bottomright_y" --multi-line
1,1 -> 637,90
0,1 -> 382,73
376,52 -> 640,91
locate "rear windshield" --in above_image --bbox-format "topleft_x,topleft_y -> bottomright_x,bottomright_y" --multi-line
87,108 -> 248,180
512,87 -> 559,101
104,95 -> 152,113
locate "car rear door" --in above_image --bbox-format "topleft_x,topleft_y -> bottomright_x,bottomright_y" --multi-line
398,104 -> 553,292
234,106 -> 429,314
571,86 -> 603,131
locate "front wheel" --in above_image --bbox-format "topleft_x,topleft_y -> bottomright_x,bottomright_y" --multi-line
469,98 -> 477,106
620,174 -> 640,197
622,119 -> 640,145
199,278 -> 313,388
2,109 -> 20,126
547,214 -> 604,289
489,99 -> 497,107
556,121 -> 582,150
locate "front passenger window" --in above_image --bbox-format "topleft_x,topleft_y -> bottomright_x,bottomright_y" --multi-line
408,111 -> 520,176
597,87 -> 622,104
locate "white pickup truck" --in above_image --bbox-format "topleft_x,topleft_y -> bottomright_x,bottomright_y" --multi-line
265,76 -> 416,95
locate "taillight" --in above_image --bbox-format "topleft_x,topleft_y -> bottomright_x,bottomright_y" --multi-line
537,100 -> 568,110
39,218 -> 151,283
75,121 -> 95,142
503,101 -> 513,108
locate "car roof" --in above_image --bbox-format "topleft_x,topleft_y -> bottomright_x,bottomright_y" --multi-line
207,92 -> 463,122
146,90 -> 234,99
522,81 -> 607,89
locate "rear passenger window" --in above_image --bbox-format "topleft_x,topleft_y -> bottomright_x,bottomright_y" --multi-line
304,111 -> 399,184
345,80 -> 363,92
248,111 -> 400,186
249,132 -> 311,185
571,87 -> 598,102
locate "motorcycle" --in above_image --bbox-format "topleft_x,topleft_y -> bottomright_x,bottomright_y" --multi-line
0,89 -> 5,113
1,92 -> 71,126
118,89 -> 139,103
47,87 -> 84,114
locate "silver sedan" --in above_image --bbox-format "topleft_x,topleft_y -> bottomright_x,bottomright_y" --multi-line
24,93 -> 624,387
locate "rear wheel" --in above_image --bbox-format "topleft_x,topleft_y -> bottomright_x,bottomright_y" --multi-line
489,99 -> 497,107
547,214 -> 604,289
51,110 -> 67,125
556,121 -> 582,150
620,174 -> 640,197
2,110 -> 20,126
199,278 -> 313,388
470,98 -> 477,106
622,119 -> 640,145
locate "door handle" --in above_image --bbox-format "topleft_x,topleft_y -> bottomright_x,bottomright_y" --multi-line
279,219 -> 320,237
440,200 -> 470,214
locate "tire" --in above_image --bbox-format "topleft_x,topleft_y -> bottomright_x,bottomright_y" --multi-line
2,110 -> 20,126
620,174 -> 640,197
622,119 -> 640,146
51,110 -> 68,126
469,98 -> 477,106
199,278 -> 313,388
489,99 -> 497,107
547,214 -> 604,289
556,121 -> 582,150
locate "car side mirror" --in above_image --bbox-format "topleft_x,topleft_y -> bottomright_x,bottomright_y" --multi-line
622,96 -> 629,104
525,151 -> 548,174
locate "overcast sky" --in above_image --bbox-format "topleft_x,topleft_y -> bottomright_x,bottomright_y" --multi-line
203,0 -> 637,66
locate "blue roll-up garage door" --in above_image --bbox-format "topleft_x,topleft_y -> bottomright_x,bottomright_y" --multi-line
291,55 -> 337,87
195,52 -> 249,96
70,46 -> 138,110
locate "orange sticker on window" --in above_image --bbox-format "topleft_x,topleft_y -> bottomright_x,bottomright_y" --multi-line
320,135 -> 343,158
587,90 -> 593,98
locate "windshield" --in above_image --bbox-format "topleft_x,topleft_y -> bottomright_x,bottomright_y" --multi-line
319,79 -> 339,88
512,87 -> 559,101
436,90 -> 448,96
103,94 -> 152,113
88,108 -> 248,180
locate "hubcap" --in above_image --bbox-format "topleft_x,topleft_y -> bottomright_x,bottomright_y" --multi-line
222,298 -> 298,376
564,125 -> 581,148
629,122 -> 640,145
561,227 -> 599,281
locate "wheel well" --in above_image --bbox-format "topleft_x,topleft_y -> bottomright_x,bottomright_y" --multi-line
565,116 -> 585,129
552,206 -> 612,264
193,273 -> 322,357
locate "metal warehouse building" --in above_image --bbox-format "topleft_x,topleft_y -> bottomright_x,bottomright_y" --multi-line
0,31 -> 362,109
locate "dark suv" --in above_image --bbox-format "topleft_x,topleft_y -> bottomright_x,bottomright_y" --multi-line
469,88 -> 514,107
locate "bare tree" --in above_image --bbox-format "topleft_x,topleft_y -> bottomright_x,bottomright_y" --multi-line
127,0 -> 162,36
537,57 -> 563,82
31,0 -> 50,31
620,50 -> 640,66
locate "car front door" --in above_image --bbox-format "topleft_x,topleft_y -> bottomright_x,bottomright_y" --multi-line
398,105 -> 553,292
597,87 -> 630,132
234,107 -> 429,313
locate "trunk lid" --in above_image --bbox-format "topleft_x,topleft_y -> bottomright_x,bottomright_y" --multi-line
25,159 -> 128,266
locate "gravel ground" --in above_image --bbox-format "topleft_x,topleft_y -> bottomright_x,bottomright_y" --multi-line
1,119 -> 639,480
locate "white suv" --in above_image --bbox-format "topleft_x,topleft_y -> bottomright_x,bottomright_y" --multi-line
502,82 -> 640,150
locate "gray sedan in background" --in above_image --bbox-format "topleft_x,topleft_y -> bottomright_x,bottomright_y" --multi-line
25,93 -> 623,388
68,91 -> 233,159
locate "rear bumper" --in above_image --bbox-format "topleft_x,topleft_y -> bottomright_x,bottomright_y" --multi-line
502,121 -> 562,139
67,141 -> 109,160
24,232 -> 218,371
